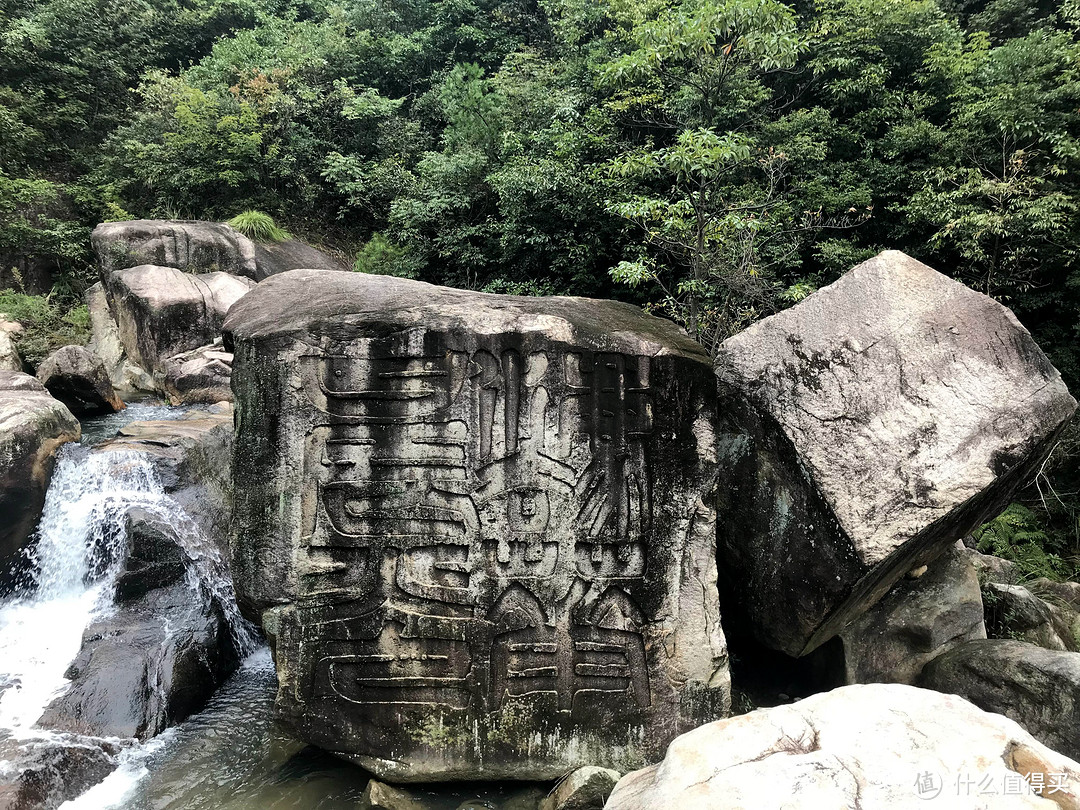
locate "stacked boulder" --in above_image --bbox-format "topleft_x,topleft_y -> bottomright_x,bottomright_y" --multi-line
87,220 -> 347,403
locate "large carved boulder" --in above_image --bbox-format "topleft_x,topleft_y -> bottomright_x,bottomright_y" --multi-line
0,371 -> 79,588
606,683 -> 1080,809
715,250 -> 1076,656
36,345 -> 124,417
225,270 -> 728,781
92,220 -> 257,279
106,265 -> 254,376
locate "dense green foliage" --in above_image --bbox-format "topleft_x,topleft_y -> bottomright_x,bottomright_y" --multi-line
3,0 -> 1080,563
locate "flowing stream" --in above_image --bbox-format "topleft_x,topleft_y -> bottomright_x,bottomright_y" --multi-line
0,405 -> 549,810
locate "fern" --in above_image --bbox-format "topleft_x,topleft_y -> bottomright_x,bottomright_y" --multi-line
227,210 -> 289,242
973,503 -> 1071,582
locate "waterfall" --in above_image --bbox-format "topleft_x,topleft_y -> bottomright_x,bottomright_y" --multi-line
0,441 -> 255,742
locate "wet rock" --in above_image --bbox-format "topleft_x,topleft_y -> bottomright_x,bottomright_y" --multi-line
106,265 -> 253,377
86,282 -> 152,393
0,737 -> 119,810
840,545 -> 986,684
226,270 -> 728,781
0,332 -> 21,373
607,682 -> 1080,809
715,250 -> 1077,657
158,341 -> 233,405
361,779 -> 429,810
0,372 -> 79,589
252,238 -> 349,281
38,579 -> 240,741
113,507 -> 187,602
540,766 -> 619,810
99,405 -> 234,550
92,220 -> 257,279
920,639 -> 1080,762
983,583 -> 1080,652
36,345 -> 124,417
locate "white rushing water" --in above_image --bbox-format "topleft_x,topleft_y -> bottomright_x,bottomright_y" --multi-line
0,448 -> 163,738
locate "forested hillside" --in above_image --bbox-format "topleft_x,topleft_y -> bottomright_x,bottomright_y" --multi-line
3,0 -> 1080,568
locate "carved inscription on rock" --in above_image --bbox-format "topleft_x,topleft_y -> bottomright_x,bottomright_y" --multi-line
226,273 -> 727,781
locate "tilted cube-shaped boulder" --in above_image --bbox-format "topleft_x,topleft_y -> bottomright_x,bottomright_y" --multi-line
225,270 -> 728,781
715,251 -> 1076,657
106,265 -> 254,376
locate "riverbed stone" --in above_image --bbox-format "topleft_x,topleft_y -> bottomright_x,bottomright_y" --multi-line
540,766 -> 620,810
920,639 -> 1080,762
158,341 -> 234,405
715,250 -> 1077,657
0,372 -> 79,589
606,682 -> 1080,810
36,345 -> 124,417
0,737 -> 120,810
92,220 -> 257,279
106,265 -> 253,378
225,269 -> 728,781
839,545 -> 986,684
38,579 -> 240,741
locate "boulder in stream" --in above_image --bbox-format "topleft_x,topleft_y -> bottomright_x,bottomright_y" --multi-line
38,579 -> 240,741
36,345 -> 124,417
606,682 -> 1080,809
0,372 -> 79,589
0,736 -> 120,810
225,269 -> 728,781
715,250 -> 1077,656
158,340 -> 234,405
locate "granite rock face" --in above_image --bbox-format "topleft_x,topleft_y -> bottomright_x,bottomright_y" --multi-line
226,270 -> 728,781
252,239 -> 349,280
606,682 -> 1080,810
0,372 -> 79,588
36,345 -> 124,417
92,220 -> 257,279
921,639 -> 1080,762
105,265 -> 253,378
715,250 -> 1077,656
158,341 -> 234,405
0,331 -> 20,372
840,544 -> 986,685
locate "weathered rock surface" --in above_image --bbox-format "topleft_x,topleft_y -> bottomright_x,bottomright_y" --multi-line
99,404 -> 234,548
38,579 -> 239,741
715,250 -> 1077,656
226,269 -> 728,781
0,372 -> 79,588
35,345 -> 124,417
361,780 -> 429,810
0,736 -> 120,810
252,238 -> 349,281
92,220 -> 257,279
158,341 -> 234,405
0,332 -> 20,373
86,282 -> 152,393
921,639 -> 1080,761
607,682 -> 1080,810
984,583 -> 1080,652
840,545 -> 986,684
540,766 -> 620,810
113,507 -> 188,602
106,265 -> 253,377
962,546 -> 1022,585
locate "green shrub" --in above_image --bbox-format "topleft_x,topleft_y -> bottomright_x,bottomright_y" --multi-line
226,210 -> 289,242
0,290 -> 91,370
973,502 -> 1074,582
353,233 -> 422,278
